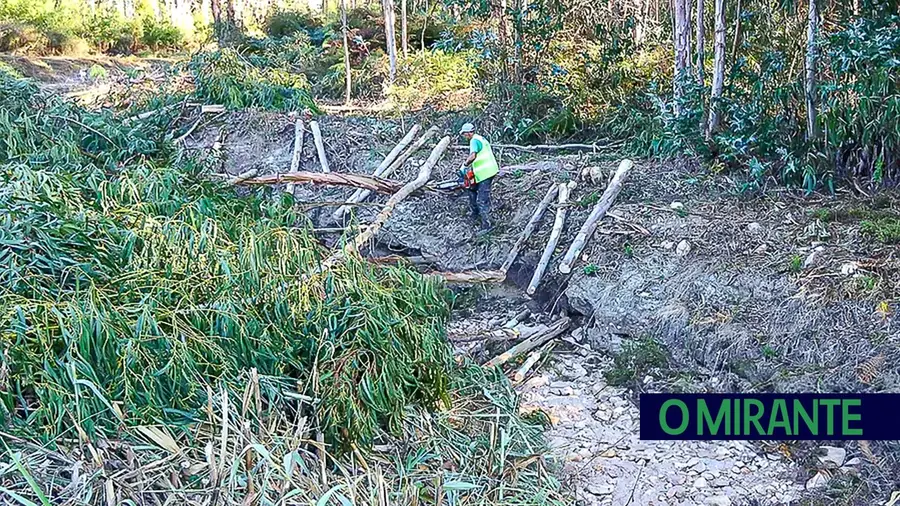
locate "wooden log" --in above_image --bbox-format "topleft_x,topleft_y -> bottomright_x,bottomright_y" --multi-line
333,124 -> 420,222
503,308 -> 531,329
527,181 -> 575,295
500,184 -> 559,273
335,126 -> 440,222
483,318 -> 570,369
309,121 -> 330,173
430,269 -> 506,284
229,169 -> 258,185
452,142 -> 621,153
318,136 -> 450,271
367,254 -> 440,266
240,171 -> 407,193
558,159 -> 634,274
286,119 -> 305,195
513,351 -> 542,383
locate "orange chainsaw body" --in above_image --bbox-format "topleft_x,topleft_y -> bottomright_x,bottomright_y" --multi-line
462,168 -> 476,189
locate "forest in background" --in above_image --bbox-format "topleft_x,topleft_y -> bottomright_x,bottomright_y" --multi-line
2,0 -> 899,195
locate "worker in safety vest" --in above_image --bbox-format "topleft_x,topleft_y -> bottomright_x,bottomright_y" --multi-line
459,123 -> 499,234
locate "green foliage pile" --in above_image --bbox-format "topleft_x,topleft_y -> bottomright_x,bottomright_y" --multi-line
187,48 -> 320,112
0,68 -> 454,450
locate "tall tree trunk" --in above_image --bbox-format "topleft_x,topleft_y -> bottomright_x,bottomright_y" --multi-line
401,0 -> 408,57
695,0 -> 705,84
635,0 -> 646,45
211,0 -> 223,44
706,0 -> 726,139
421,0 -> 431,50
673,0 -> 691,114
730,0 -> 742,63
342,0 -> 352,104
383,0 -> 398,83
805,0 -> 818,140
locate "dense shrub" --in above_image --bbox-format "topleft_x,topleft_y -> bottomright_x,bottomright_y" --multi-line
388,49 -> 479,110
188,48 -> 319,112
140,16 -> 183,52
264,8 -> 326,45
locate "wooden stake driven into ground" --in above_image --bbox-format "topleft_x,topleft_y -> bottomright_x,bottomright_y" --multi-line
558,159 -> 634,274
318,136 -> 451,271
309,121 -> 330,173
333,124 -> 420,222
500,184 -> 560,273
484,318 -> 570,369
285,119 -> 305,195
527,181 -> 575,295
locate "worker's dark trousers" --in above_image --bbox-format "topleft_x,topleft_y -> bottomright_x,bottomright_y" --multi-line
468,176 -> 493,230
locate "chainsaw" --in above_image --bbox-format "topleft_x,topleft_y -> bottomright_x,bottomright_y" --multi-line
435,166 -> 475,192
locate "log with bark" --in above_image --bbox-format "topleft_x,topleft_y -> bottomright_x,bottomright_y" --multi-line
483,318 -> 570,369
229,169 -> 258,185
240,171 -> 407,193
332,124 -> 421,222
558,159 -> 634,274
500,184 -> 559,273
527,181 -> 574,295
309,121 -> 330,173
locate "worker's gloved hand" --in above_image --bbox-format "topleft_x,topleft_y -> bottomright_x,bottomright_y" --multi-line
457,167 -> 468,182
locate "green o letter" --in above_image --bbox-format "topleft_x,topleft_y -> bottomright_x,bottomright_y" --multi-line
660,399 -> 690,435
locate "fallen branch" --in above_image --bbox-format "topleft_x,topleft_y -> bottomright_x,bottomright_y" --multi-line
334,126 -> 439,222
559,159 -> 634,274
286,119 -> 305,195
483,318 -> 570,369
333,124 -> 420,222
310,121 -> 330,173
527,181 -> 575,295
318,136 -> 450,271
453,142 -> 614,152
229,169 -> 258,185
367,254 -> 440,266
503,308 -> 531,329
513,351 -> 542,383
429,269 -> 506,284
240,171 -> 406,193
500,184 -> 559,273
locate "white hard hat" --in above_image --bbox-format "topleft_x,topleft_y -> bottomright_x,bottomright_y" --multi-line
459,123 -> 475,134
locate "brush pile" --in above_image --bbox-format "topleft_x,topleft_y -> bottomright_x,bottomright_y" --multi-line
0,68 -> 563,504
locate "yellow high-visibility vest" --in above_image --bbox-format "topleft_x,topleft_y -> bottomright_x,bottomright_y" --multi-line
470,134 -> 499,182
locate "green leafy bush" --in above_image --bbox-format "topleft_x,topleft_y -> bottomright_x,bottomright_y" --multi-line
139,15 -> 183,52
188,48 -> 319,112
387,49 -> 479,110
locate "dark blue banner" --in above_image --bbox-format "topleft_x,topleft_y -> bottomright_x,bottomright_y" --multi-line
640,393 -> 900,440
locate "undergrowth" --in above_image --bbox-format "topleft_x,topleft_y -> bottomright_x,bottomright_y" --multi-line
187,48 -> 320,112
0,68 -> 562,505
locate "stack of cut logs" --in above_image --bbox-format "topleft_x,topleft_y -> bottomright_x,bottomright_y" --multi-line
229,118 -> 634,291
